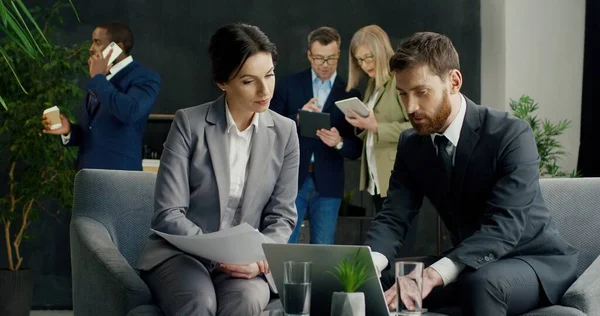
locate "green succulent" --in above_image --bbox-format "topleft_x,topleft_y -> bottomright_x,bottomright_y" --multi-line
328,250 -> 373,293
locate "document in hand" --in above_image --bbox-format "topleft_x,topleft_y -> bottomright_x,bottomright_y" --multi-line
152,223 -> 276,264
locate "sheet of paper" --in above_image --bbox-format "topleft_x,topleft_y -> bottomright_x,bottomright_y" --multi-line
152,223 -> 276,264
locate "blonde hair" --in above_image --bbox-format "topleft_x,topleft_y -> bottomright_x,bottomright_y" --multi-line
346,25 -> 395,92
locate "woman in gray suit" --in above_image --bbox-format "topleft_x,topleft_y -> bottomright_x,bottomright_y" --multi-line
136,23 -> 300,315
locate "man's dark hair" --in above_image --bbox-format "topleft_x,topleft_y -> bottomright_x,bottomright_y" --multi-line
208,23 -> 278,84
389,32 -> 460,79
307,26 -> 341,50
97,21 -> 134,54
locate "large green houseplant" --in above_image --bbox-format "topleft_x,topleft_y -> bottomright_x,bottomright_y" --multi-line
510,95 -> 580,178
0,0 -> 78,109
0,2 -> 87,314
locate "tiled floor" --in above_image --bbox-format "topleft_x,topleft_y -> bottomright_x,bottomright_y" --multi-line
30,311 -> 73,316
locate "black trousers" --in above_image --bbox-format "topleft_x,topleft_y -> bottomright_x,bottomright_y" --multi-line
381,256 -> 545,316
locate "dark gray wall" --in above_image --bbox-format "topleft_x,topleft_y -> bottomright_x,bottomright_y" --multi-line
4,0 -> 480,309
59,0 -> 481,113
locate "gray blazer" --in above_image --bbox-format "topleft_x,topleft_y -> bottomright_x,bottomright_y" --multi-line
137,95 -> 299,271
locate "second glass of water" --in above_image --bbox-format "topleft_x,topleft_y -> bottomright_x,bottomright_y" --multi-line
283,261 -> 311,316
395,261 -> 424,315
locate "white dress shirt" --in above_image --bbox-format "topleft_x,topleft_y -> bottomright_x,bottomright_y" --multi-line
61,55 -> 134,144
365,89 -> 382,195
221,103 -> 259,229
372,94 -> 468,286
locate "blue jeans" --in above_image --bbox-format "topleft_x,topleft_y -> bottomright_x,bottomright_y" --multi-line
288,176 -> 341,244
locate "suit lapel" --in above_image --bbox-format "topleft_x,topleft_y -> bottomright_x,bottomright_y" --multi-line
452,98 -> 481,203
86,92 -> 101,122
372,78 -> 389,110
322,76 -> 344,112
240,112 -> 275,217
205,96 -> 231,221
301,69 -> 314,104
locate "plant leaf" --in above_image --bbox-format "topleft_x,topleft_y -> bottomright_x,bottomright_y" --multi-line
15,0 -> 49,45
10,1 -> 44,56
0,94 -> 6,110
0,1 -> 9,27
0,45 -> 27,93
66,0 -> 80,22
3,7 -> 36,56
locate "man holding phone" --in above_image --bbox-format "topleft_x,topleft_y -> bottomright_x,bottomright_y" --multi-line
42,21 -> 161,171
270,27 -> 362,244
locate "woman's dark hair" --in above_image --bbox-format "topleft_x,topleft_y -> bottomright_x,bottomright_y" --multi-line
208,23 -> 278,84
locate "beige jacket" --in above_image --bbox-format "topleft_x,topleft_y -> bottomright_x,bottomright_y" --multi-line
358,75 -> 412,197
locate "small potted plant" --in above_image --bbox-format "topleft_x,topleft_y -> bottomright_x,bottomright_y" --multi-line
328,250 -> 373,316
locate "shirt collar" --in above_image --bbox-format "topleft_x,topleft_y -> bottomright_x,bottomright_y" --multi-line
430,94 -> 467,147
108,55 -> 134,78
225,101 -> 259,134
311,69 -> 336,88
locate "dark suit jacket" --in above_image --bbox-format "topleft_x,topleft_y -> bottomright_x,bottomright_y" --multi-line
66,60 -> 161,171
365,96 -> 578,304
270,69 -> 362,198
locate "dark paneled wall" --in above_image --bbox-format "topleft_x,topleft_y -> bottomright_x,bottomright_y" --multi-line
4,0 -> 480,309
58,0 -> 481,114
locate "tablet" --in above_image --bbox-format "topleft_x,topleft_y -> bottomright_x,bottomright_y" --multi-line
298,110 -> 330,139
335,97 -> 370,118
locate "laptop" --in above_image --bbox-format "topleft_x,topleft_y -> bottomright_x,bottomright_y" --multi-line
262,243 -> 392,316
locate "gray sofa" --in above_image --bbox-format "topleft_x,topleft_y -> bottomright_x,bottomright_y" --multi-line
70,169 -> 600,315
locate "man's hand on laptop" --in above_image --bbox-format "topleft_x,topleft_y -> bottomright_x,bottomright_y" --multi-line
218,260 -> 269,279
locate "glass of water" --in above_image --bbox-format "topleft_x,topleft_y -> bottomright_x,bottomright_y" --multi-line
283,261 -> 311,316
395,261 -> 424,315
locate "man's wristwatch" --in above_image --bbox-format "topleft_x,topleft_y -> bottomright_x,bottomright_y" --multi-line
335,140 -> 344,150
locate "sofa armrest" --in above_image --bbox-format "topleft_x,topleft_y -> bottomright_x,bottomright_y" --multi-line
126,305 -> 164,316
561,254 -> 600,316
71,216 -> 153,316
521,305 -> 586,316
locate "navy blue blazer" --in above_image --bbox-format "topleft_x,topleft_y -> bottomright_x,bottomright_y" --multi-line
66,60 -> 161,171
270,69 -> 362,198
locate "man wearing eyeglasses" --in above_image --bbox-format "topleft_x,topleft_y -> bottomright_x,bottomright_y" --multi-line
271,26 -> 362,244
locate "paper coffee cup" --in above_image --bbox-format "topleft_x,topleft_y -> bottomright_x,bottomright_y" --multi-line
43,106 -> 62,130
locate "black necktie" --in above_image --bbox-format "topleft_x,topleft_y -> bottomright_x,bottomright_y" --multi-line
434,134 -> 453,180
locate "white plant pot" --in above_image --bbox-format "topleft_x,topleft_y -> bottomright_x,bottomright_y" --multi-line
330,291 -> 365,316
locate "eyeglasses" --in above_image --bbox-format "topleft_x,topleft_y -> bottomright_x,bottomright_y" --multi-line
356,55 -> 375,65
310,54 -> 339,66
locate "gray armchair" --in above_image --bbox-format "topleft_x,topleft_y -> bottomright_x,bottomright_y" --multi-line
70,169 -> 162,316
70,169 -> 284,316
521,177 -> 600,316
433,178 -> 600,316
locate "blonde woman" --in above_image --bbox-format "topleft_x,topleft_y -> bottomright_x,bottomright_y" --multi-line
345,25 -> 411,213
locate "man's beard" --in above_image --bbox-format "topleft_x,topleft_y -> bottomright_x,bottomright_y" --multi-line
409,93 -> 452,135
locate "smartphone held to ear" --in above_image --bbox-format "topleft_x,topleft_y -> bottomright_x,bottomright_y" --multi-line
102,42 -> 123,65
